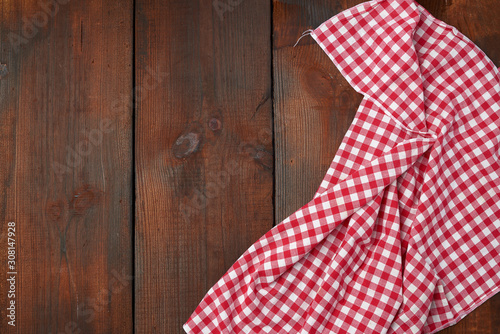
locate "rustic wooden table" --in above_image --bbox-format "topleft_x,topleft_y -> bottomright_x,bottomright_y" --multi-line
0,0 -> 498,333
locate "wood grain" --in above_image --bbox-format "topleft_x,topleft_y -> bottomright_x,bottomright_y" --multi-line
273,0 -> 364,226
0,0 -> 498,333
0,0 -> 134,333
134,0 -> 272,332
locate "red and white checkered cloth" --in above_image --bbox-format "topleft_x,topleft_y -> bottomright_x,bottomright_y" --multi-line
183,0 -> 500,332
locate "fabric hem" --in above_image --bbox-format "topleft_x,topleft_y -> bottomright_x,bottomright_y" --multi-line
428,284 -> 500,334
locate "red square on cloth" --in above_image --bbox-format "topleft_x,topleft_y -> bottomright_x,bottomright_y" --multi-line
183,0 -> 500,333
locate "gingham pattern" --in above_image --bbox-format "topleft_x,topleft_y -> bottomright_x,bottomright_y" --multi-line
183,0 -> 500,333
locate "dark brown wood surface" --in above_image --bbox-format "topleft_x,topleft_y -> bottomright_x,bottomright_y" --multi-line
134,0 -> 273,333
0,0 -> 134,333
0,0 -> 498,333
273,0 -> 364,224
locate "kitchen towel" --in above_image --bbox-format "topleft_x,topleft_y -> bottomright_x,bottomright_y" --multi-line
183,0 -> 500,332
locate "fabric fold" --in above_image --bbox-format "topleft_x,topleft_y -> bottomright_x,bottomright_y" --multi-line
183,0 -> 500,333
310,0 -> 430,135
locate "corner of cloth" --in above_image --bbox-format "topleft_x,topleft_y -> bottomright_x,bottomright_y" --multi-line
310,0 -> 431,135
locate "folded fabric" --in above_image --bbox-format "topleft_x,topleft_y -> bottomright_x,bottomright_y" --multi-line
183,0 -> 500,333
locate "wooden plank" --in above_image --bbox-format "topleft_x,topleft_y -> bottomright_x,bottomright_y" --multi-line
273,0 -> 364,225
0,0 -> 134,333
273,0 -> 500,333
134,0 -> 272,332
